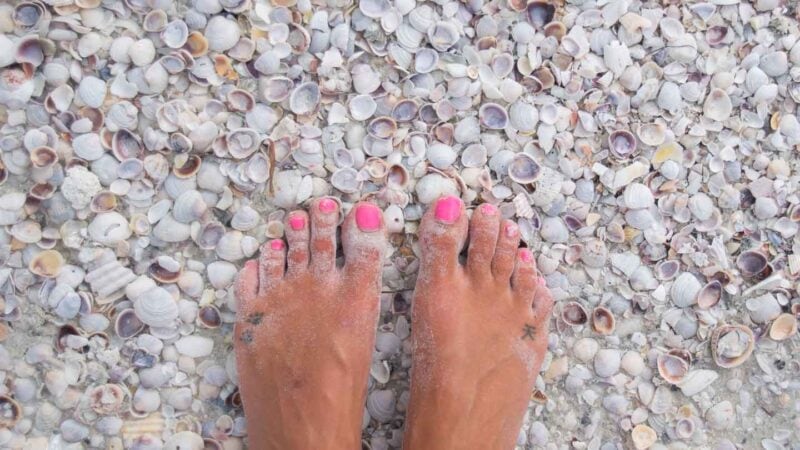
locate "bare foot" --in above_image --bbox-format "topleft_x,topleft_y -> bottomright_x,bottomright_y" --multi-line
404,196 -> 554,450
234,198 -> 386,450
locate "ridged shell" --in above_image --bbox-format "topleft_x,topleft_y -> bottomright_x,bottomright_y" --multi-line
85,255 -> 137,304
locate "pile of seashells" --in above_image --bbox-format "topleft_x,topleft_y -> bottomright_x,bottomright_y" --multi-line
1,0 -> 800,448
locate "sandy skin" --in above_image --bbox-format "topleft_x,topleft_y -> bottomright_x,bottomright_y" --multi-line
234,196 -> 553,449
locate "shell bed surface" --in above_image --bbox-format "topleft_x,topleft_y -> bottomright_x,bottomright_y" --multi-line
1,0 -> 800,448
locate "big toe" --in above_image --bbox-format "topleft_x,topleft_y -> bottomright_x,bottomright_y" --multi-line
417,195 -> 468,279
341,202 -> 386,289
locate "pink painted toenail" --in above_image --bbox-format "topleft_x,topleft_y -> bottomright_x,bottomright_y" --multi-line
519,248 -> 533,263
505,223 -> 519,237
288,215 -> 305,230
245,260 -> 257,270
434,196 -> 462,224
270,239 -> 285,250
539,276 -> 547,287
479,203 -> 497,215
356,203 -> 382,232
318,198 -> 337,213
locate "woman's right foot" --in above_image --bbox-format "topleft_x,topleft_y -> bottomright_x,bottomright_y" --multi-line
404,196 -> 554,450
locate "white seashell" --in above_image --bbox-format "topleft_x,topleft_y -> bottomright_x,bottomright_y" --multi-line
270,170 -> 312,208
414,48 -> 439,74
426,143 -> 456,170
703,88 -> 732,121
428,21 -> 460,51
207,261 -> 238,289
216,231 -> 246,261
383,205 -> 405,234
414,173 -> 458,204
366,390 -> 396,423
129,283 -> 179,329
678,369 -> 719,397
129,39 -> 156,67
359,0 -> 390,18
89,212 -> 132,245
231,206 -> 260,231
331,168 -> 361,194
289,82 -> 321,115
77,76 -> 107,109
172,190 -> 208,224
623,183 -> 653,209
604,41 -> 632,75
162,20 -> 189,48
594,349 -> 621,377
705,401 -> 734,430
351,64 -> 381,94
540,217 -> 568,243
175,336 -> 214,358
507,153 -> 542,184
508,101 -> 538,133
205,16 -> 241,51
454,116 -> 480,144
153,214 -> 192,243
670,273 -> 702,307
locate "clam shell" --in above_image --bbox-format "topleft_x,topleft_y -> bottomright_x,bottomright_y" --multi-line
289,82 -> 321,116
479,103 -> 509,129
769,314 -> 797,341
349,95 -> 377,121
507,153 -> 541,184
710,324 -> 755,368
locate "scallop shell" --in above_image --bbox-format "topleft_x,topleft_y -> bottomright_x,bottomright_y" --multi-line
710,324 -> 755,368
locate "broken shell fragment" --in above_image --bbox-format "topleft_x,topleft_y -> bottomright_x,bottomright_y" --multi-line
0,395 -> 21,428
526,1 -> 555,29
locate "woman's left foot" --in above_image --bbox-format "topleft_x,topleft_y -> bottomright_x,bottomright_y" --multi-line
234,198 -> 386,450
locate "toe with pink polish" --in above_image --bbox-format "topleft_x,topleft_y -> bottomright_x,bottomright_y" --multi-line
434,196 -> 462,224
519,248 -> 533,263
355,204 -> 382,232
505,223 -> 519,238
318,198 -> 337,213
479,203 -> 497,215
288,215 -> 305,230
270,239 -> 285,250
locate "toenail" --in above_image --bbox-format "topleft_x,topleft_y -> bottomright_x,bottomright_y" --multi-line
355,203 -> 382,232
538,276 -> 547,287
288,215 -> 305,230
479,203 -> 497,215
270,239 -> 285,250
519,248 -> 533,263
505,223 -> 519,237
434,195 -> 462,224
245,260 -> 257,270
318,198 -> 337,213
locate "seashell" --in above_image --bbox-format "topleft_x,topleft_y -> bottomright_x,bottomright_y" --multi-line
631,424 -> 657,450
608,130 -> 637,159
561,301 -> 588,326
129,39 -> 157,67
509,101 -> 538,133
703,88 -> 732,121
768,313 -> 797,341
657,353 -> 689,384
479,103 -> 508,129
594,349 -> 621,377
289,82 -> 321,116
623,183 -> 653,209
427,21 -> 460,51
198,305 -> 222,328
226,128 -> 261,159
349,95 -> 377,121
115,308 -> 145,339
415,173 -> 459,204
89,384 -> 126,414
0,395 -> 22,428
383,204 -> 405,233
697,280 -> 722,309
89,212 -> 132,245
227,89 -> 255,112
359,0 -> 390,18
670,272 -> 702,308
128,280 -> 179,329
175,335 -> 214,358
507,153 -> 541,184
143,9 -> 168,32
366,389 -> 396,423
368,116 -> 398,139
331,168 -> 361,194
263,77 -> 294,102
205,16 -> 241,52
427,143 -> 456,170
184,31 -> 209,57
162,20 -> 189,48
392,99 -> 419,122
90,191 -> 118,213
636,123 -> 666,146
231,206 -> 260,231
172,190 -> 208,224
85,255 -> 137,303
591,307 -> 615,335
121,413 -> 166,442
526,1 -> 555,29
13,2 -> 44,29
711,324 -> 754,368
207,261 -> 237,289
736,250 -> 768,277
29,250 -> 64,278
148,258 -> 182,284
414,48 -> 439,74
30,146 -> 57,169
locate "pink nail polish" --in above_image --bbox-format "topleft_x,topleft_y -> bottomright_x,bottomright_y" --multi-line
245,260 -> 257,270
270,239 -> 284,250
318,198 -> 337,213
538,276 -> 547,287
434,196 -> 462,224
288,215 -> 305,231
519,248 -> 533,263
505,223 -> 518,238
356,204 -> 381,232
479,203 -> 497,215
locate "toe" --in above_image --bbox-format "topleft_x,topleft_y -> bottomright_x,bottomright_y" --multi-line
532,278 -> 554,320
309,197 -> 339,273
511,248 -> 538,304
342,202 -> 387,289
417,195 -> 468,278
258,239 -> 286,294
492,220 -> 520,281
466,203 -> 500,278
284,210 -> 310,275
235,260 -> 259,310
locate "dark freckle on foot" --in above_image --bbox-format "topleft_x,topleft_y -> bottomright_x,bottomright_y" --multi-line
521,324 -> 536,340
240,329 -> 254,344
246,312 -> 264,325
